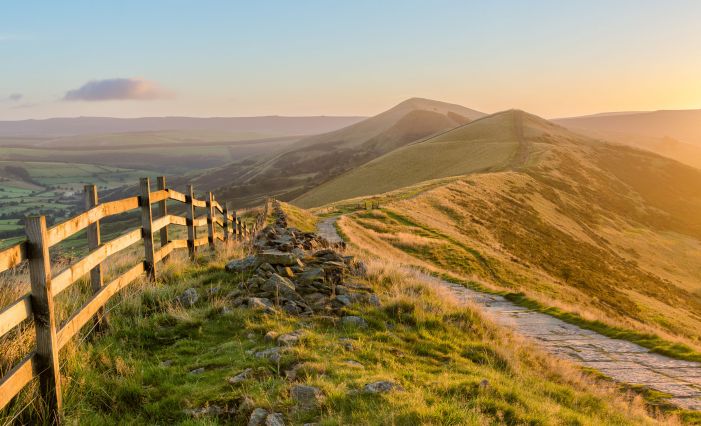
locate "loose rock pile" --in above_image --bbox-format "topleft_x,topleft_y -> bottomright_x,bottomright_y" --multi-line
226,202 -> 375,316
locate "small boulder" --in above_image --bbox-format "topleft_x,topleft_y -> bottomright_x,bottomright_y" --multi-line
363,381 -> 403,394
226,255 -> 257,273
341,315 -> 368,329
255,347 -> 282,363
335,295 -> 351,306
189,367 -> 205,375
180,288 -> 199,307
262,274 -> 297,298
277,330 -> 305,346
248,297 -> 276,313
227,368 -> 253,384
257,250 -> 298,266
290,384 -> 323,411
248,408 -> 269,426
265,413 -> 286,426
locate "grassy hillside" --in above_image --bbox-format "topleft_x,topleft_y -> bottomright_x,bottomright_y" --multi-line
332,163 -> 701,356
0,241 -> 671,424
294,110 -> 536,207
196,98 -> 484,207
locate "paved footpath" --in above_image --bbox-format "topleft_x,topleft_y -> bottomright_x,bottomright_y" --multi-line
317,217 -> 701,410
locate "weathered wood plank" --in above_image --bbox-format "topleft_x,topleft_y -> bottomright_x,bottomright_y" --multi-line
52,228 -> 141,297
186,185 -> 197,260
0,353 -> 36,410
0,241 -> 27,274
212,200 -> 223,214
153,239 -> 188,264
156,178 -> 169,258
46,197 -> 138,247
151,215 -> 170,234
169,215 -> 187,226
214,218 -> 224,227
193,236 -> 209,247
56,262 -> 145,349
192,216 -> 208,227
206,192 -> 215,249
149,189 -> 169,204
223,202 -> 230,241
0,294 -> 32,339
84,184 -> 108,333
26,216 -> 62,419
167,189 -> 187,203
191,198 -> 206,208
140,178 -> 156,281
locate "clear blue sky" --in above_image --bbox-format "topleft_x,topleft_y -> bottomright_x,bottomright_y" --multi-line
2,0 -> 700,119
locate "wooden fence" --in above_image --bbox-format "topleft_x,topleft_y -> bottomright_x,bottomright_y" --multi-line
0,176 -> 270,422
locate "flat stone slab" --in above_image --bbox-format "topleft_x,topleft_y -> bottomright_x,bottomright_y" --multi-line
318,218 -> 701,411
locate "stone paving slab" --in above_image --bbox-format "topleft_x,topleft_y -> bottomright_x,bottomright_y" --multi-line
428,275 -> 701,410
317,218 -> 701,411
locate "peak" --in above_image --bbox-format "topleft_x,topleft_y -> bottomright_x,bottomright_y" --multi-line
387,98 -> 486,120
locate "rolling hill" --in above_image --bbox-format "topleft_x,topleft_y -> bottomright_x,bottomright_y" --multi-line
296,109 -> 701,352
0,115 -> 365,138
554,109 -> 701,169
198,98 -> 485,206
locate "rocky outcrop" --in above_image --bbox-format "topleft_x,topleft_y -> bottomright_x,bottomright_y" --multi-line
226,202 -> 375,316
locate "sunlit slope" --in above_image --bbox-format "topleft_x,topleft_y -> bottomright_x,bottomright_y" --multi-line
294,110 -> 570,207
333,128 -> 701,350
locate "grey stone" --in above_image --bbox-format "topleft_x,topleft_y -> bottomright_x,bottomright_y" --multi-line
341,315 -> 368,328
248,408 -> 269,426
189,367 -> 205,375
180,288 -> 199,307
265,413 -> 286,426
368,294 -> 381,307
335,295 -> 352,306
363,381 -> 403,394
257,250 -> 298,266
290,384 -> 323,411
255,347 -> 282,363
344,360 -> 364,368
227,368 -> 253,384
278,330 -> 305,346
262,274 -> 297,298
264,331 -> 279,342
298,267 -> 324,285
226,255 -> 257,273
248,297 -> 276,313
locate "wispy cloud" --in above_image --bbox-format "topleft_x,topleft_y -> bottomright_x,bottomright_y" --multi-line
8,93 -> 22,102
63,78 -> 172,101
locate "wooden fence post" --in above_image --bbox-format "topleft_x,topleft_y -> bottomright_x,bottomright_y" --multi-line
140,178 -> 156,281
26,215 -> 62,422
223,202 -> 230,242
186,185 -> 196,260
84,184 -> 108,332
206,192 -> 215,249
233,212 -> 239,240
156,176 -> 169,262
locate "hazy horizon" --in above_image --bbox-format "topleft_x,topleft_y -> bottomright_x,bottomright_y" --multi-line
3,1 -> 701,120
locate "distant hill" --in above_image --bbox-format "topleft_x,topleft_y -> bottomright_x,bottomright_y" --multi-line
199,98 -> 485,206
0,115 -> 366,138
554,109 -> 701,168
294,110 -> 558,206
320,109 -> 701,352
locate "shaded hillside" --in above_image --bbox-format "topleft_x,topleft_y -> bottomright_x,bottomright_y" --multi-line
294,110 -> 558,207
197,98 -> 484,206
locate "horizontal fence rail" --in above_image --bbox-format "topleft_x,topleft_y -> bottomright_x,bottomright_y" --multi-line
0,176 -> 270,423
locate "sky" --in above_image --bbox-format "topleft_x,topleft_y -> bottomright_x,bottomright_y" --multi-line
2,0 -> 701,120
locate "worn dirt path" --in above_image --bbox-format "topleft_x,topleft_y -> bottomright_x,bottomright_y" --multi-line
316,217 -> 701,411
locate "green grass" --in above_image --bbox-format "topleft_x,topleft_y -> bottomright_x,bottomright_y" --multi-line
11,252 -> 661,425
350,208 -> 701,364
